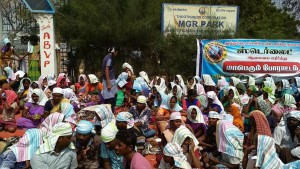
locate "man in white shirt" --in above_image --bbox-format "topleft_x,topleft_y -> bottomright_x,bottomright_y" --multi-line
273,111 -> 300,163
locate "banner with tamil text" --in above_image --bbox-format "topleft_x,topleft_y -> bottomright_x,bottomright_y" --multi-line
198,39 -> 300,81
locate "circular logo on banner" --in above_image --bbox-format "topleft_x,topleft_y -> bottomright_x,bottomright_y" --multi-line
204,41 -> 227,64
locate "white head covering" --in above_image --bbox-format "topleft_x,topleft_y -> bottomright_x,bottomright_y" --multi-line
163,142 -> 192,169
18,78 -> 32,93
248,76 -> 256,86
187,106 -> 205,123
208,111 -> 220,119
29,88 -> 49,106
137,95 -> 147,104
139,71 -> 149,83
101,122 -> 118,143
52,87 -> 63,94
169,82 -> 183,101
174,75 -> 187,95
62,88 -> 78,103
122,62 -> 134,75
88,74 -> 99,83
170,112 -> 182,120
206,91 -> 224,111
217,76 -> 229,90
15,70 -> 25,78
230,77 -> 241,87
202,74 -> 216,86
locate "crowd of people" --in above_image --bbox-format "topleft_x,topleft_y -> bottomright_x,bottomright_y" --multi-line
0,46 -> 299,169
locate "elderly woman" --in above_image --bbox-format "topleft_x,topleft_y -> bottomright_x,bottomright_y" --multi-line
272,94 -> 297,124
43,87 -> 70,117
161,112 -> 183,146
17,88 -> 48,129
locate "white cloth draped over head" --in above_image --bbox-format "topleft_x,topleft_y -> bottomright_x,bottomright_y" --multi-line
78,74 -> 88,83
28,88 -> 49,106
161,95 -> 182,112
169,82 -> 182,101
62,88 -> 79,104
187,106 -> 205,123
36,122 -> 75,154
217,76 -> 229,90
4,67 -> 16,81
264,77 -> 277,92
101,122 -> 118,143
230,77 -> 241,87
206,91 -> 224,112
18,77 -> 32,93
248,76 -> 255,86
122,62 -> 134,75
202,74 -> 216,86
88,74 -> 99,83
139,71 -> 150,84
163,142 -> 192,169
172,126 -> 200,152
174,75 -> 187,95
150,76 -> 167,92
15,70 -> 25,79
170,112 -> 182,120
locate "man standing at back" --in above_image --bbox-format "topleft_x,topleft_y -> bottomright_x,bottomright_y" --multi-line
102,46 -> 118,113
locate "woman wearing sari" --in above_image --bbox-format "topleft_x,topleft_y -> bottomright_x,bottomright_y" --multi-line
204,91 -> 224,117
17,88 -> 48,129
223,97 -> 244,132
0,90 -> 19,132
243,110 -> 272,169
174,74 -> 187,96
43,87 -> 70,118
156,95 -> 186,133
168,82 -> 183,105
75,74 -> 88,96
0,113 -> 65,169
17,78 -> 32,109
38,75 -> 48,91
56,73 -> 70,88
186,106 -> 206,138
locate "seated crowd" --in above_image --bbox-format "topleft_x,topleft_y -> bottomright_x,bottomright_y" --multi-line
0,64 -> 299,169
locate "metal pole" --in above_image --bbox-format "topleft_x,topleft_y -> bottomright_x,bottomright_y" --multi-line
0,11 -> 3,42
